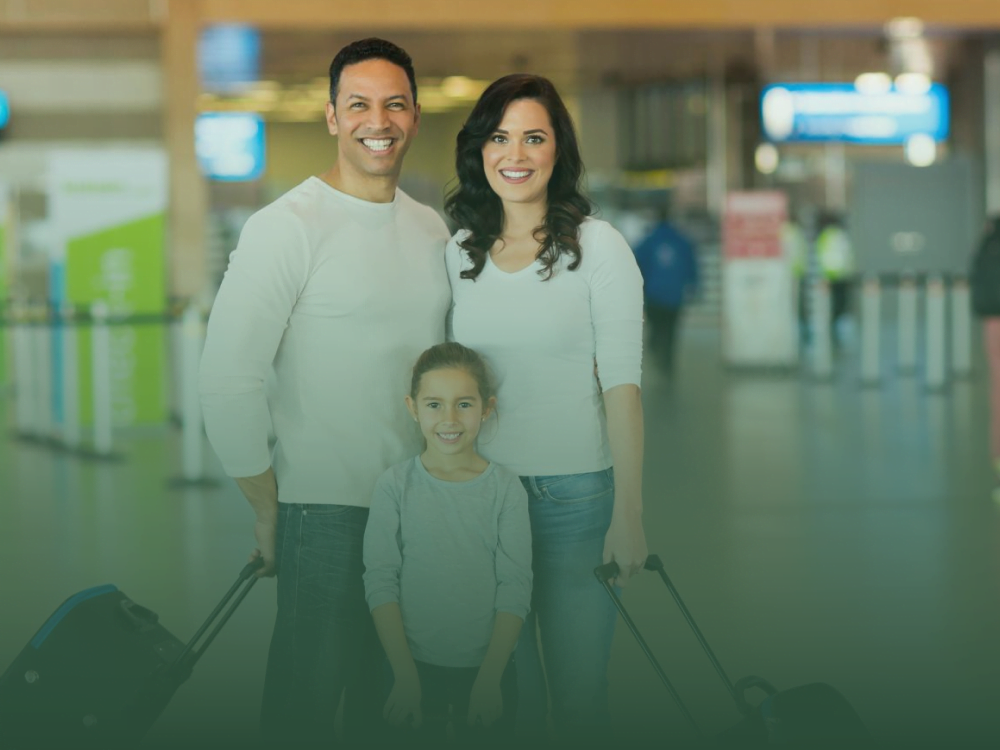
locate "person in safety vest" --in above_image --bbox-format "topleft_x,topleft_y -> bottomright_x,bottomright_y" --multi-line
815,211 -> 855,347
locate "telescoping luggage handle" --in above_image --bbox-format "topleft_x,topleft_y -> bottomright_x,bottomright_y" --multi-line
595,555 -> 777,734
173,558 -> 264,675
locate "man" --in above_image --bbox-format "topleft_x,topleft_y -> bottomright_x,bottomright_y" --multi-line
199,39 -> 451,746
632,210 -> 699,375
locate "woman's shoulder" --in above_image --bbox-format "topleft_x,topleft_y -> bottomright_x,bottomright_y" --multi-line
576,217 -> 636,268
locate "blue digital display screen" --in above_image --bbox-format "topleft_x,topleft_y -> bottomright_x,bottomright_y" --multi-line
0,90 -> 10,130
199,25 -> 261,92
761,83 -> 949,144
195,113 -> 266,181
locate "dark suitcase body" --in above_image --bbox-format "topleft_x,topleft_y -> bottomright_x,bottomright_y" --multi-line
596,556 -> 869,747
0,560 -> 261,749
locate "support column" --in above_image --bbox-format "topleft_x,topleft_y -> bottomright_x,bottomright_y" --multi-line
164,0 -> 208,302
985,46 -> 1000,215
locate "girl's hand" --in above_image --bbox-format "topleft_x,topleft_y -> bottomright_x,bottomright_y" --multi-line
384,670 -> 423,727
603,505 -> 648,587
467,672 -> 504,727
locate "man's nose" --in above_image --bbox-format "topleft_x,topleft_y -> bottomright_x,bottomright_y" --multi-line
368,106 -> 390,130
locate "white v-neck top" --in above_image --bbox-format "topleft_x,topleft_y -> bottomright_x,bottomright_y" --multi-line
445,218 -> 644,477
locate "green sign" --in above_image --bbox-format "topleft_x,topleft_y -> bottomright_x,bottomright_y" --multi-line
65,213 -> 168,425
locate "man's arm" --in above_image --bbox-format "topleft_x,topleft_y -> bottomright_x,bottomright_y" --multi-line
200,210 -> 310,571
235,468 -> 279,576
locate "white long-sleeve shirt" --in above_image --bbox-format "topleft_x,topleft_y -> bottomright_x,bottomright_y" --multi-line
445,217 -> 644,477
200,177 -> 451,506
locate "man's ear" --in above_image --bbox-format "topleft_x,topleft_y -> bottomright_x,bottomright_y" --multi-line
325,100 -> 339,137
412,101 -> 421,135
405,395 -> 418,422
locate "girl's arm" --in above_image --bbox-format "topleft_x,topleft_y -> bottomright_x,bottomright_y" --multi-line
469,476 -> 532,726
363,475 -> 422,726
602,383 -> 648,585
476,611 -> 523,684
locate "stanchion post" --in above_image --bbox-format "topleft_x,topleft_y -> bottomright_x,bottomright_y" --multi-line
168,303 -> 219,489
897,274 -> 919,373
810,278 -> 833,379
12,301 -> 36,439
90,301 -> 115,458
950,276 -> 972,377
60,303 -> 81,451
925,274 -> 947,392
860,274 -> 881,386
33,304 -> 54,443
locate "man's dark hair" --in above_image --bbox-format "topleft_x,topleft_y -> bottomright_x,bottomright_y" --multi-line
328,38 -> 417,106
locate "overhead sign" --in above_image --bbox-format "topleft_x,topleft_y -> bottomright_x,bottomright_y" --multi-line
0,90 -> 9,130
199,24 -> 261,93
195,112 -> 266,181
761,83 -> 949,144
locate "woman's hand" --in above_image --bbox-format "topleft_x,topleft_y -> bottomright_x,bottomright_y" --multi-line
603,504 -> 647,587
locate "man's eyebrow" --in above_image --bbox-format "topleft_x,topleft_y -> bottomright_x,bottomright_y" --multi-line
345,93 -> 409,102
420,395 -> 478,401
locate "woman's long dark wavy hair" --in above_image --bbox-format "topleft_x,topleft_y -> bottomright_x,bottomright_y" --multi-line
444,74 -> 593,281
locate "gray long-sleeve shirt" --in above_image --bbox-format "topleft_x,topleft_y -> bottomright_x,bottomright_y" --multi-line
363,457 -> 532,668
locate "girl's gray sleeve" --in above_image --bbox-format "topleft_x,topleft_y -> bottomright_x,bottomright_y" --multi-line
362,472 -> 403,611
493,475 -> 533,619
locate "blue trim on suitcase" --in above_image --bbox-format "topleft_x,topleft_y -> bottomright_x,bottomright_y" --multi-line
31,584 -> 119,649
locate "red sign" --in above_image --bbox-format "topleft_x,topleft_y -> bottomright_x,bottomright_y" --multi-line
722,191 -> 788,260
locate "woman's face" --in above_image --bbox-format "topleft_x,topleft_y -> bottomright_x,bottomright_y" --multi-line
481,98 -> 557,211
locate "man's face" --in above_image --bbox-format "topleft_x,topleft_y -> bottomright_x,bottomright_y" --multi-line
325,58 -> 420,181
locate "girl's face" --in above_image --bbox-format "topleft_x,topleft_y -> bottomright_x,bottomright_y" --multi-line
481,98 -> 556,210
406,367 -> 494,457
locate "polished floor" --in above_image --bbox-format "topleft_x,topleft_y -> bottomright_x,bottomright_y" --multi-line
1,324 -> 998,748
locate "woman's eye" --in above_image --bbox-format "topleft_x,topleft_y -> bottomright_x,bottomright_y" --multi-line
527,135 -> 543,144
491,134 -> 507,144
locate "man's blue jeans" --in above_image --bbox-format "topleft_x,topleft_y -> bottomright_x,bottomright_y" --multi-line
515,469 -> 619,746
260,502 -> 383,747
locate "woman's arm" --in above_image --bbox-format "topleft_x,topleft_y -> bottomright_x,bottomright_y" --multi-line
602,383 -> 648,585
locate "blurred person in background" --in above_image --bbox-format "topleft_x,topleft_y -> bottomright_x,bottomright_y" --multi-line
970,215 -> 1000,500
444,73 -> 647,748
815,211 -> 856,349
632,205 -> 700,375
199,38 -> 451,747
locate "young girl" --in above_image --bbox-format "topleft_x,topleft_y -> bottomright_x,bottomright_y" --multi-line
362,342 -> 532,746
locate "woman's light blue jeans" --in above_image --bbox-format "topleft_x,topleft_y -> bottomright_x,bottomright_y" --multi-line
515,469 -> 619,746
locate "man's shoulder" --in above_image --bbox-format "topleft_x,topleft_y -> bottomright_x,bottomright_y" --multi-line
395,190 -> 450,241
245,178 -> 328,231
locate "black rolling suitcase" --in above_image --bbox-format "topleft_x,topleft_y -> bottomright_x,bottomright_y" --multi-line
596,555 -> 869,747
0,558 -> 263,749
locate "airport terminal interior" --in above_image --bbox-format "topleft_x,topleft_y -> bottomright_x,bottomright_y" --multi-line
2,2 -> 1000,747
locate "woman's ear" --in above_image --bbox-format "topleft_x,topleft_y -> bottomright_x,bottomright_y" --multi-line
405,395 -> 418,422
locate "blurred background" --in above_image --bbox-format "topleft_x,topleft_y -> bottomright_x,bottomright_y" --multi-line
1,1 -> 999,748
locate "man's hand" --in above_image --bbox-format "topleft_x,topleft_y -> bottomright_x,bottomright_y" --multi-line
251,520 -> 277,577
603,505 -> 647,587
467,672 -> 504,727
236,468 -> 279,578
384,670 -> 422,727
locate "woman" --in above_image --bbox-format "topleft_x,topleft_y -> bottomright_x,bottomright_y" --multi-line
444,74 -> 647,745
